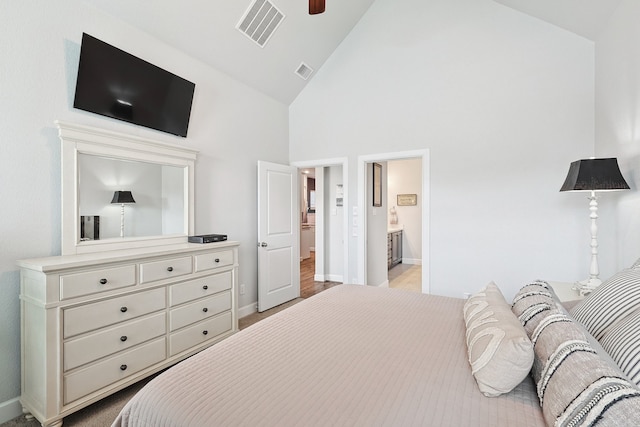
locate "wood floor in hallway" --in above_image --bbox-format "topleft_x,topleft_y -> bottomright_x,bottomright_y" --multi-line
239,252 -> 341,329
300,251 -> 341,298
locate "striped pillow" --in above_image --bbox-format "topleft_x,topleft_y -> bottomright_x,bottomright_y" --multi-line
570,268 -> 640,340
600,310 -> 640,386
531,306 -> 640,426
511,281 -> 555,335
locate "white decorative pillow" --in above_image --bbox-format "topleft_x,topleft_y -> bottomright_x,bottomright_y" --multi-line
570,268 -> 640,340
600,310 -> 640,386
463,282 -> 534,397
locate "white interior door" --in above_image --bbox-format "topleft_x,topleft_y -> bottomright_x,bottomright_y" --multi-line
257,161 -> 300,312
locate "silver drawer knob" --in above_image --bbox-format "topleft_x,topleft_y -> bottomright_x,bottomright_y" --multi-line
99,278 -> 108,285
120,336 -> 127,342
120,364 -> 127,371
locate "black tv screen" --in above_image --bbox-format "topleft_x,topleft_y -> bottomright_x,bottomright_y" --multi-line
73,33 -> 195,137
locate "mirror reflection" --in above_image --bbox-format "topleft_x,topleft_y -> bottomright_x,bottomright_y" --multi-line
78,153 -> 185,241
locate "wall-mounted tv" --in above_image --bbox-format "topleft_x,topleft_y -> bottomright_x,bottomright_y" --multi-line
73,33 -> 195,137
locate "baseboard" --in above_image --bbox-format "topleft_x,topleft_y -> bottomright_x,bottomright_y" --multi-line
314,274 -> 344,283
402,258 -> 422,265
325,274 -> 343,283
378,280 -> 390,288
238,302 -> 257,319
0,397 -> 22,424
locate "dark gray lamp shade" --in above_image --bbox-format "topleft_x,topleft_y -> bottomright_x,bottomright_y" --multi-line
560,158 -> 630,192
111,191 -> 136,204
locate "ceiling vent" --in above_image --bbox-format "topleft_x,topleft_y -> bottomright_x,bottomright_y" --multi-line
295,62 -> 313,80
237,0 -> 285,48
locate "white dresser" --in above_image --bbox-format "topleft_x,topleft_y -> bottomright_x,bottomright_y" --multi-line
17,241 -> 239,427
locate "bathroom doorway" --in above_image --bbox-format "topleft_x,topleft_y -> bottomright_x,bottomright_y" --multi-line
387,158 -> 423,292
357,150 -> 429,293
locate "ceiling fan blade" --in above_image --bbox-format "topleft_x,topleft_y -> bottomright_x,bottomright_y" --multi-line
309,0 -> 325,15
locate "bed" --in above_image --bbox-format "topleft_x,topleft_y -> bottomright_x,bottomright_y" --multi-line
113,281 -> 640,427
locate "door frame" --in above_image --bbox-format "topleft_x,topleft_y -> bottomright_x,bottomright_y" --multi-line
357,150 -> 430,293
291,158 -> 349,285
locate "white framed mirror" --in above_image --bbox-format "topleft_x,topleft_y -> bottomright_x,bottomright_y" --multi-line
58,121 -> 197,255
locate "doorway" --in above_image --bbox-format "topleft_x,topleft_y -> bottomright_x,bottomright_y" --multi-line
292,158 -> 349,296
387,158 -> 423,292
357,150 -> 429,293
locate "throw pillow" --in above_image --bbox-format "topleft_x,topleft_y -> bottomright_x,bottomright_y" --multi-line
570,267 -> 640,340
511,281 -> 556,334
570,268 -> 640,340
463,282 -> 534,397
530,307 -> 640,427
600,309 -> 640,386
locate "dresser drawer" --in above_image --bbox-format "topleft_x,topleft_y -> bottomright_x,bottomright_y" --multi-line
170,291 -> 231,332
60,265 -> 136,300
64,337 -> 166,404
63,287 -> 165,338
169,271 -> 232,307
139,256 -> 192,284
195,250 -> 234,272
64,312 -> 166,371
169,312 -> 232,356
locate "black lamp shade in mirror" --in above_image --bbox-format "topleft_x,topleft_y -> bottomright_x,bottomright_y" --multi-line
111,191 -> 136,204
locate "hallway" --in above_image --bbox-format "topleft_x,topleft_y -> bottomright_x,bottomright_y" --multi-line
300,251 -> 341,298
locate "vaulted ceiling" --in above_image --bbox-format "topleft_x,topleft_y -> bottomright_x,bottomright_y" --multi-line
85,0 -> 621,105
86,0 -> 376,105
494,0 -> 622,41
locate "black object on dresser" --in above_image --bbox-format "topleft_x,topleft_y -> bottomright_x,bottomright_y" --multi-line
189,234 -> 228,244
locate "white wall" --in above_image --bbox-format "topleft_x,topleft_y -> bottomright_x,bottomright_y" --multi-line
325,166 -> 344,281
0,1 -> 289,416
290,0 -> 596,299
366,162 -> 389,286
162,165 -> 185,235
594,0 -> 640,272
388,158 -> 422,263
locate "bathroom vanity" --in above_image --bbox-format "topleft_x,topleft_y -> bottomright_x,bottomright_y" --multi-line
387,226 -> 403,269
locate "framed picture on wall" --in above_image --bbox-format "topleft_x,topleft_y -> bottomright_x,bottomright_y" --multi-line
397,194 -> 417,206
373,163 -> 382,207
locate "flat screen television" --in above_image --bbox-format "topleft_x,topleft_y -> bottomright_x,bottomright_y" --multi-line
73,33 -> 195,137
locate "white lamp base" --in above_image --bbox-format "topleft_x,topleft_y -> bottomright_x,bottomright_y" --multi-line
574,277 -> 602,296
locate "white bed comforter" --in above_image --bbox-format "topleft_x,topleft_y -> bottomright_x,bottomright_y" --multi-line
113,285 -> 545,426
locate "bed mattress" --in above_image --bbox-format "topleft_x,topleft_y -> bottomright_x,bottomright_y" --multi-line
113,285 -> 545,426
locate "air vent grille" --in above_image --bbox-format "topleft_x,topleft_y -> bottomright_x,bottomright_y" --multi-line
295,63 -> 313,80
237,0 -> 285,47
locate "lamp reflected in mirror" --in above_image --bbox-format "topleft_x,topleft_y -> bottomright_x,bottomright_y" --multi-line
111,191 -> 136,238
